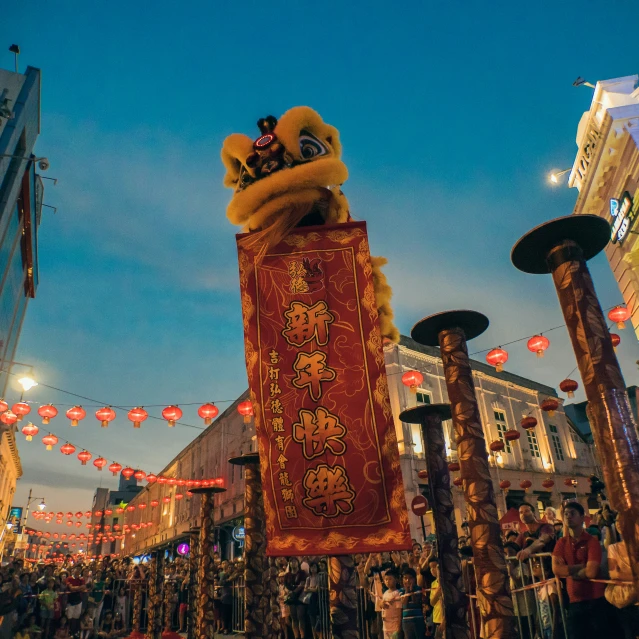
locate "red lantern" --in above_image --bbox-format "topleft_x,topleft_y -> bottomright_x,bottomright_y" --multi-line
133,470 -> 146,482
527,335 -> 550,358
146,474 -> 157,484
157,476 -> 167,484
611,333 -> 621,349
0,399 -> 7,413
237,400 -> 253,424
542,479 -> 555,490
162,405 -> 182,427
559,379 -> 579,398
499,480 -> 511,490
486,348 -> 508,372
42,434 -> 58,451
520,480 -> 532,491
78,451 -> 92,466
168,478 -> 177,486
75,511 -> 83,519
126,505 -> 135,512
541,398 -> 559,417
521,416 -> 537,430
198,403 -> 219,425
150,500 -> 159,508
12,402 -> 30,421
105,509 -> 113,516
162,496 -> 171,504
452,477 -> 463,487
66,406 -> 86,426
0,410 -> 16,425
93,457 -> 107,471
401,370 -> 424,394
564,478 -> 577,488
489,440 -> 505,452
108,462 -> 122,476
447,462 -> 460,472
608,305 -> 630,329
138,503 -> 147,510
95,407 -> 116,428
504,429 -> 521,442
122,467 -> 135,479
94,511 -> 103,517
21,423 -> 39,441
127,407 -> 148,429
38,405 -> 58,424
175,493 -> 184,500
84,511 -> 91,518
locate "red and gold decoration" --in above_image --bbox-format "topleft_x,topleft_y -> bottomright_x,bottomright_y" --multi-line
611,333 -> 621,349
13,401 -> 30,421
486,347 -> 508,372
66,406 -> 86,426
559,378 -> 578,398
95,406 -> 116,428
21,423 -> 38,441
197,402 -> 219,425
520,480 -> 532,491
541,397 -> 559,417
401,370 -> 424,394
541,479 -> 554,490
42,434 -> 58,450
521,416 -> 537,430
608,305 -> 630,329
527,334 -> 550,357
128,407 -> 148,429
37,404 -> 58,424
161,405 -> 182,427
236,222 -> 410,555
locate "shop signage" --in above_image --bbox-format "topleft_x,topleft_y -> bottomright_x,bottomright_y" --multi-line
411,495 -> 429,517
232,526 -> 245,542
176,543 -> 190,556
610,192 -> 635,244
237,221 -> 411,556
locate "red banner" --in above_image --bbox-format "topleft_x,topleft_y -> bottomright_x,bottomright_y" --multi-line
237,221 -> 411,556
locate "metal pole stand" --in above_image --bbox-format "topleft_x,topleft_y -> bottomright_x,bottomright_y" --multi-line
127,578 -> 145,639
190,485 -> 227,639
186,526 -> 200,639
411,310 -> 516,639
328,555 -> 359,639
400,403 -> 469,639
145,552 -> 165,639
229,453 -> 276,639
512,214 -> 639,587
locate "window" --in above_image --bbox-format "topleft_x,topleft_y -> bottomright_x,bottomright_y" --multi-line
549,424 -> 558,433
570,429 -> 582,444
410,424 -> 424,457
416,391 -> 431,405
551,432 -> 565,461
494,410 -> 511,453
526,429 -> 540,458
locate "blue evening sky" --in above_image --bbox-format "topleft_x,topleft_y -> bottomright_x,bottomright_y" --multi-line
4,0 -> 639,519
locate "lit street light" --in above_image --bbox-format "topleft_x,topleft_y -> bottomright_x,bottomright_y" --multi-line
18,376 -> 38,392
548,168 -> 572,184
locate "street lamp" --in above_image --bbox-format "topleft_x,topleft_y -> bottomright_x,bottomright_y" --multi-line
0,154 -> 50,171
37,500 -> 46,511
548,168 -> 572,184
18,375 -> 37,392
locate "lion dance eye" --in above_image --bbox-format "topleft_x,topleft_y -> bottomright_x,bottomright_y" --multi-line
299,132 -> 328,160
238,167 -> 254,189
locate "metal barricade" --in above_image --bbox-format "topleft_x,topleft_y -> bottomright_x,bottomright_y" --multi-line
317,581 -> 332,638
231,573 -> 246,634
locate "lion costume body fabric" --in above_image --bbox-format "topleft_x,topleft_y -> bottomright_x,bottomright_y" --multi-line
221,106 -> 399,343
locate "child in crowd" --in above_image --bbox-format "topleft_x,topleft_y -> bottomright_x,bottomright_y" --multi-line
277,572 -> 291,639
38,578 -> 57,639
428,560 -> 442,636
80,610 -> 94,639
400,567 -> 425,639
380,570 -> 402,639
53,617 -> 69,639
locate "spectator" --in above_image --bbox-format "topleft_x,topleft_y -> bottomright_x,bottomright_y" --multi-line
428,559 -> 443,636
302,562 -> 321,639
380,569 -> 401,639
284,557 -> 308,639
65,566 -> 85,636
53,617 -> 69,639
552,501 -> 619,638
38,578 -> 56,639
399,567 -> 424,639
516,502 -> 555,562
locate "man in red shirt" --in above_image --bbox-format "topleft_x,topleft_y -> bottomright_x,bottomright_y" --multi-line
515,502 -> 554,561
552,501 -> 617,638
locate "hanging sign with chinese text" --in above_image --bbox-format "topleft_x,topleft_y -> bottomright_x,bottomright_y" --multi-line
237,221 -> 411,556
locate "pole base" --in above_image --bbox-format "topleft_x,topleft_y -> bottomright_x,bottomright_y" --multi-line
399,403 -> 452,424
511,214 -> 610,274
161,632 -> 182,639
126,632 -> 145,639
411,310 -> 489,346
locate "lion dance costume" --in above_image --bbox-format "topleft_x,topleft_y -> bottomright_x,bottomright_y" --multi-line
221,106 -> 399,343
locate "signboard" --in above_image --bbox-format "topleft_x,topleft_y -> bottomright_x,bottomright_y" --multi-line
411,495 -> 429,517
176,543 -> 190,556
237,221 -> 411,556
610,192 -> 636,245
232,526 -> 245,542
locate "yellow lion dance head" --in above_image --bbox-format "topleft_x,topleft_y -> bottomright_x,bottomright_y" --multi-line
221,107 -> 398,343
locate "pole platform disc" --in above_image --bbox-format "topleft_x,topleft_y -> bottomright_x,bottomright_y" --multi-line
411,310 -> 489,346
228,452 -> 260,466
399,403 -> 452,424
511,214 -> 610,274
189,486 -> 227,495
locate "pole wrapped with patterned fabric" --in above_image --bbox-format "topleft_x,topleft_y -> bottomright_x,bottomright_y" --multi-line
512,215 -> 639,590
400,404 -> 469,639
129,579 -> 144,639
192,485 -> 226,639
145,553 -> 165,639
267,557 -> 281,635
411,311 -> 516,639
329,555 -> 358,639
187,527 -> 200,639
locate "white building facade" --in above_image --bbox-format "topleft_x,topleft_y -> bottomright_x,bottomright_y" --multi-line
568,74 -> 639,337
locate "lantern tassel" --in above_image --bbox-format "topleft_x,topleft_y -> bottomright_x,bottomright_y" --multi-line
618,321 -> 625,329
101,421 -> 108,428
244,415 -> 251,424
537,350 -> 544,358
568,391 -> 574,398
168,420 -> 175,427
71,420 -> 78,427
496,363 -> 503,372
43,418 -> 49,425
410,386 -> 417,394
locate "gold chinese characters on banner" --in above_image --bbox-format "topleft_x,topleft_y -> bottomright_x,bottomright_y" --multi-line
237,221 -> 411,555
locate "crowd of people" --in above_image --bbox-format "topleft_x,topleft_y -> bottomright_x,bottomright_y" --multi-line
1,496 -> 637,639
